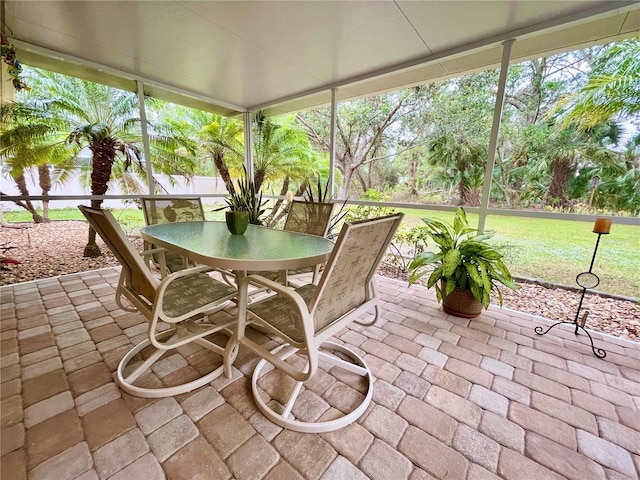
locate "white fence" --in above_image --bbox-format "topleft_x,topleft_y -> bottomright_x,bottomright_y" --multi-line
1,173 -> 229,210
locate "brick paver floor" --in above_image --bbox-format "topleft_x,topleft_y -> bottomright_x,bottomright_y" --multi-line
1,267 -> 639,479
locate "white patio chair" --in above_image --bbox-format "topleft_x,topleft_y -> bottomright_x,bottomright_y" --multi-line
249,200 -> 334,287
79,205 -> 238,398
283,200 -> 334,237
282,200 -> 334,284
141,197 -> 205,274
224,213 -> 404,432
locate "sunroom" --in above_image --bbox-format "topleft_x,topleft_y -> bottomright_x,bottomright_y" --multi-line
1,2 -> 639,479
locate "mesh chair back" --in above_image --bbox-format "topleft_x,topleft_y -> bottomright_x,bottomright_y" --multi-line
142,197 -> 205,272
283,201 -> 334,237
309,213 -> 403,332
79,205 -> 158,303
142,197 -> 205,225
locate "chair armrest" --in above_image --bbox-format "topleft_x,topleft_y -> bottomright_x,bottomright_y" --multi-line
234,273 -> 315,381
141,247 -> 168,256
159,263 -> 218,284
141,247 -> 169,277
242,273 -> 299,298
240,274 -> 311,320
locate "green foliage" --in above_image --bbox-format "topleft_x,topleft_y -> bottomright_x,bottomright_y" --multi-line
556,38 -> 640,129
341,191 -> 429,271
297,87 -> 434,198
387,224 -> 432,272
394,225 -> 430,252
217,166 -> 268,225
344,205 -> 395,224
252,111 -> 317,192
114,209 -> 144,235
4,67 -> 198,208
2,207 -> 86,222
407,207 -> 516,308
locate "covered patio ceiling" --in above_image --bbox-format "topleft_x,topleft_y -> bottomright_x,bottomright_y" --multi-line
3,1 -> 639,117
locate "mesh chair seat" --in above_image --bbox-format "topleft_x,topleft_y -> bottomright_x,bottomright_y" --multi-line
247,284 -> 316,342
163,273 -> 237,318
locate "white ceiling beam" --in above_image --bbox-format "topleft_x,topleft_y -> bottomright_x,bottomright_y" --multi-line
251,1 -> 637,112
11,38 -> 246,115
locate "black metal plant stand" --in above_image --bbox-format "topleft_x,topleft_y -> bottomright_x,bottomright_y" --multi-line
534,220 -> 611,358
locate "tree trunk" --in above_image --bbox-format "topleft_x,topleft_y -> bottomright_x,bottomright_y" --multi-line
212,150 -> 234,192
254,169 -> 265,193
408,153 -> 419,197
338,167 -> 353,199
355,169 -> 368,195
461,186 -> 481,207
548,156 -> 574,208
14,174 -> 44,223
84,139 -> 117,257
529,58 -> 546,124
38,164 -> 52,222
493,180 -> 512,208
264,177 -> 290,227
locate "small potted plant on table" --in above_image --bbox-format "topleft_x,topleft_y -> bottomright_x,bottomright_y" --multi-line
407,207 -> 516,318
219,168 -> 267,235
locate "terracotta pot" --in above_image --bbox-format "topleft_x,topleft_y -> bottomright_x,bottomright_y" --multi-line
225,211 -> 249,235
440,280 -> 483,318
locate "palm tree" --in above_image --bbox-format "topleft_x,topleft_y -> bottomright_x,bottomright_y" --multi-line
556,39 -> 640,129
252,112 -> 317,192
427,135 -> 487,206
577,135 -> 640,213
528,121 -> 622,207
5,67 -> 196,256
0,101 -> 77,222
252,112 -> 325,226
155,106 -> 246,193
198,113 -> 244,191
25,70 -> 143,256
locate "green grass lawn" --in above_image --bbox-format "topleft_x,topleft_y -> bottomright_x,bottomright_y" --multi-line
4,206 -> 639,298
2,206 -> 227,224
400,209 -> 639,299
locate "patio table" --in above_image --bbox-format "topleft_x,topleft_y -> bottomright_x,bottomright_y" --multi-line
139,221 -> 335,285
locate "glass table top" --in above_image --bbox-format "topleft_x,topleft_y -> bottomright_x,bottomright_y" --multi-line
140,221 -> 335,271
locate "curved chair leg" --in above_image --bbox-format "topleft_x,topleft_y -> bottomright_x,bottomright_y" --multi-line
354,302 -> 380,327
355,281 -> 380,326
115,288 -> 139,313
251,341 -> 373,433
117,330 -> 229,398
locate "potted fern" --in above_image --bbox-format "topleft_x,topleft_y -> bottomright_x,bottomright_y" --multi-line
407,207 -> 516,318
219,168 -> 267,234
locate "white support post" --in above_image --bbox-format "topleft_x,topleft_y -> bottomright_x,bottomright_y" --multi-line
478,39 -> 514,231
137,81 -> 154,195
329,88 -> 337,198
243,111 -> 254,181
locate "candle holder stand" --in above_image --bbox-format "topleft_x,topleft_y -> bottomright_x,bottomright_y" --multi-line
534,231 -> 607,358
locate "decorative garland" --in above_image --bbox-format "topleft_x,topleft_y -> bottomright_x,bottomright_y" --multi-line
1,32 -> 29,91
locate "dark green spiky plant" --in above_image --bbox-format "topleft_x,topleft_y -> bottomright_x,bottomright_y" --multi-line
303,174 -> 348,238
219,166 -> 268,225
408,207 -> 516,308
